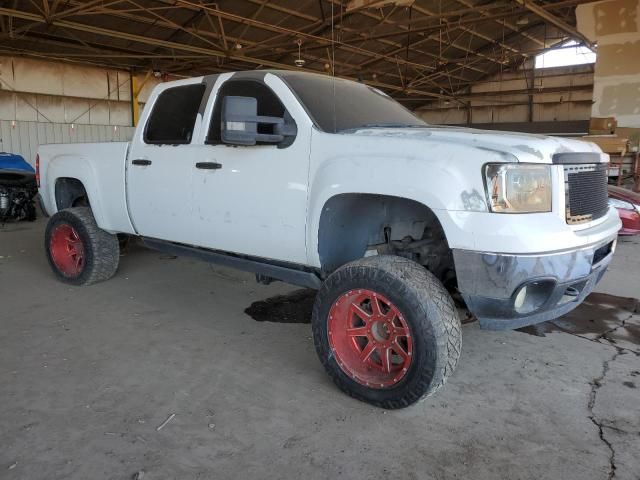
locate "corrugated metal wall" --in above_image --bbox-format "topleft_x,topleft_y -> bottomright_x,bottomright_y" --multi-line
416,63 -> 594,129
0,120 -> 135,166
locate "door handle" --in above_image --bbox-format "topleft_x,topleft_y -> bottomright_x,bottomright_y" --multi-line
196,162 -> 222,170
132,159 -> 152,166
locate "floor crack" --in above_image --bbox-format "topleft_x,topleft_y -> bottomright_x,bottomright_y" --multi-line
601,315 -> 630,336
587,351 -> 622,480
550,321 -> 640,356
596,312 -> 634,344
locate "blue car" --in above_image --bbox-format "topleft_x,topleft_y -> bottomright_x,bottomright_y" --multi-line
0,152 -> 37,223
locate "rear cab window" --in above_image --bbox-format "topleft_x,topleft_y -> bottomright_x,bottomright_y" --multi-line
144,84 -> 206,144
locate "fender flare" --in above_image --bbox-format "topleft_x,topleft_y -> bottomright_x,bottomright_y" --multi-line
306,157 -> 454,268
44,154 -> 108,228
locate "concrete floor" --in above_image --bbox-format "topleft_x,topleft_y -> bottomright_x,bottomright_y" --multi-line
1,218 -> 639,480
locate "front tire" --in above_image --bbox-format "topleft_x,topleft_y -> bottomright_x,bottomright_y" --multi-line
312,255 -> 461,409
45,207 -> 119,286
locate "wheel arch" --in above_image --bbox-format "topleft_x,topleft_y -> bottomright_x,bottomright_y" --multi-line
43,154 -> 104,222
47,170 -> 118,233
55,177 -> 90,210
41,148 -> 136,235
315,193 -> 452,274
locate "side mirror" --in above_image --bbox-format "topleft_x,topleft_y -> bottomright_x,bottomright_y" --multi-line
221,96 -> 297,147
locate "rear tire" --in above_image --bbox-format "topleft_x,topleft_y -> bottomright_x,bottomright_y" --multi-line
45,207 -> 119,285
312,255 -> 461,409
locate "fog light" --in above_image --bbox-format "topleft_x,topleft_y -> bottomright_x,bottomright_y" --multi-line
514,286 -> 527,311
513,280 -> 555,315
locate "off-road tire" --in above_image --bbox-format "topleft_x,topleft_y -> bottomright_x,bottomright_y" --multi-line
45,207 -> 119,286
312,255 -> 461,409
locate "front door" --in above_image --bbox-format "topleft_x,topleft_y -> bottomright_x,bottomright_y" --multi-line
191,74 -> 312,264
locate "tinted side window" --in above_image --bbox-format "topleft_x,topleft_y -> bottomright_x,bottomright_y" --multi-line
207,80 -> 285,144
281,73 -> 425,133
145,84 -> 206,144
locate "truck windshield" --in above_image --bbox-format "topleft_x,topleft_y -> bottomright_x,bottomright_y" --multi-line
279,72 -> 427,133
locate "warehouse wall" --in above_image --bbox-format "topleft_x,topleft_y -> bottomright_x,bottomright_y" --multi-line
0,121 -> 135,166
415,63 -> 594,129
577,0 -> 640,127
0,56 -> 132,125
0,56 -> 163,163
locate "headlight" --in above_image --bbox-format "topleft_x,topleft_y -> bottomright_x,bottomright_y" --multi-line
485,164 -> 552,213
608,197 -> 636,211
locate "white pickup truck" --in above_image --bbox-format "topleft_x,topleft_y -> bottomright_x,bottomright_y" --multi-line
38,70 -> 621,409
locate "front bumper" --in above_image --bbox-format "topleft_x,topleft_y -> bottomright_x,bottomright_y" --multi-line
453,236 -> 617,330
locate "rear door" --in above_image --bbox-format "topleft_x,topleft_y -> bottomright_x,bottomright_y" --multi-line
126,78 -> 207,244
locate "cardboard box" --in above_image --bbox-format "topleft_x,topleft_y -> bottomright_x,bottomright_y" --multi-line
577,135 -> 629,155
615,127 -> 640,153
608,165 -> 621,176
589,117 -> 617,135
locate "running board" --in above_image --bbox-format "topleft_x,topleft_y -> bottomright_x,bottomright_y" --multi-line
142,238 -> 323,290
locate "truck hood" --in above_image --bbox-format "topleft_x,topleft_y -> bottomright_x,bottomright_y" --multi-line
347,125 -> 605,164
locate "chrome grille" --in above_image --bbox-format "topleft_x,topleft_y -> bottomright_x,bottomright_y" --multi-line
564,164 -> 609,225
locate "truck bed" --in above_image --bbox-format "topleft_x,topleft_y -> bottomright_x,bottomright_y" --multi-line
38,142 -> 136,234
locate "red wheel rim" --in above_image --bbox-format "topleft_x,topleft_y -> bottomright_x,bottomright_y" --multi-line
49,224 -> 85,277
328,289 -> 413,388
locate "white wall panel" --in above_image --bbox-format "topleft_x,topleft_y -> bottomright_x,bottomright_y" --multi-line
117,71 -> 131,101
0,91 -> 133,126
1,56 -> 130,101
63,63 -> 109,99
0,120 -> 134,165
89,101 -> 110,125
65,97 -> 91,124
107,71 -> 119,101
36,95 -> 66,123
62,124 -> 71,144
0,122 -> 11,155
0,91 -> 15,120
0,57 -> 14,85
18,122 -> 31,162
0,56 -> 177,127
15,94 -> 38,121
12,57 -> 65,96
110,101 -> 132,126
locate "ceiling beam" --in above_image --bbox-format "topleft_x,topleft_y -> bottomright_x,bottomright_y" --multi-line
451,0 -> 543,47
50,1 -> 420,85
406,21 -> 549,91
85,1 -> 438,74
49,0 -> 126,21
43,0 -> 397,82
513,0 -> 595,50
0,6 -> 450,99
0,0 -> 595,100
346,0 -> 415,14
